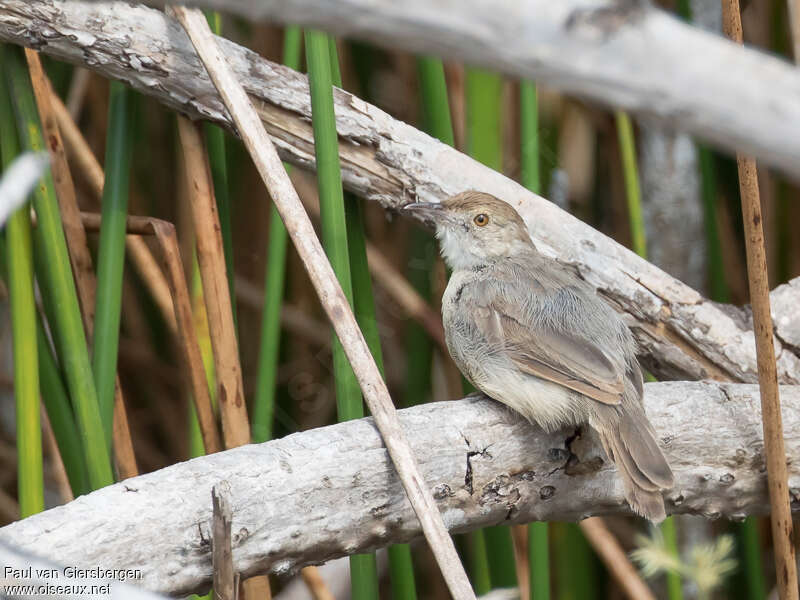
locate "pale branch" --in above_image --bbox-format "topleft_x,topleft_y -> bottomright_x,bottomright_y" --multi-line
123,0 -> 800,179
2,382 -> 799,597
1,1 -> 799,384
171,8 -> 474,598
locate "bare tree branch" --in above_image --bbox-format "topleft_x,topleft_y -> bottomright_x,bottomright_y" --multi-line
170,7 -> 474,598
2,382 -> 799,596
1,1 -> 799,384
119,0 -> 800,179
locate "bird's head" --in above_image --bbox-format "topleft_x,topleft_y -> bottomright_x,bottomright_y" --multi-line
403,191 -> 535,270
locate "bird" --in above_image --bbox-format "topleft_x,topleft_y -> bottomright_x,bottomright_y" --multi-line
403,190 -> 674,522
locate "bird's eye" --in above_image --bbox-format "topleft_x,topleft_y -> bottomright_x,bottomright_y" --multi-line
473,213 -> 489,227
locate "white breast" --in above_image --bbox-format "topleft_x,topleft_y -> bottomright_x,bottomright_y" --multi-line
476,364 -> 581,432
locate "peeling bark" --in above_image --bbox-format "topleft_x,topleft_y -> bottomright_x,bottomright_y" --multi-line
1,1 -> 799,383
1,382 -> 799,596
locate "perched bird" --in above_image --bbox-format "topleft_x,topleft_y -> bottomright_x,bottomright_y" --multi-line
404,191 -> 674,522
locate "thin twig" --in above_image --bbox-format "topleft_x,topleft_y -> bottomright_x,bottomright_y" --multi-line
24,49 -> 138,479
169,7 -> 475,599
176,115 -> 250,449
721,2 -> 799,599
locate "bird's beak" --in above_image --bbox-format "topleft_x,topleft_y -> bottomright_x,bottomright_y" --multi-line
402,201 -> 445,226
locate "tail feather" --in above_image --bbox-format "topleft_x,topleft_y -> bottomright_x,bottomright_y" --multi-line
596,407 -> 674,523
619,411 -> 674,489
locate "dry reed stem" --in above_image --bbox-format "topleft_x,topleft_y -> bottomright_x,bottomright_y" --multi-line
242,577 -> 270,600
364,246 -> 447,351
300,565 -> 336,600
0,488 -> 20,524
80,212 -> 223,455
65,67 -> 91,120
579,518 -> 657,600
212,484 -> 236,600
234,276 -> 330,347
171,7 -> 475,599
789,0 -> 800,62
111,390 -> 138,479
721,3 -> 799,599
52,86 -> 221,452
150,221 -> 223,455
40,409 -> 74,503
513,498 -> 652,598
510,524 -> 530,600
292,173 -> 447,352
579,516 -> 655,597
125,236 -> 178,335
25,49 -> 96,327
25,49 -> 139,479
176,115 -> 250,449
50,91 -> 178,336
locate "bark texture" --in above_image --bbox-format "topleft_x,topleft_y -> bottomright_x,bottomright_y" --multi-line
114,0 -> 800,180
2,382 -> 799,596
1,1 -> 798,385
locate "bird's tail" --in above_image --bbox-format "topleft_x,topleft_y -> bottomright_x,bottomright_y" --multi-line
595,405 -> 674,523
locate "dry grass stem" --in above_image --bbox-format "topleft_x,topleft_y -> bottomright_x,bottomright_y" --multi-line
40,409 -> 74,503
510,524 -> 530,600
171,7 -> 475,598
721,2 -> 799,599
364,245 -> 447,351
242,577 -> 270,600
300,566 -> 336,600
176,115 -> 250,449
579,517 -> 657,600
24,49 -> 96,324
25,49 -> 138,479
65,67 -> 91,120
111,390 -> 138,479
234,276 -> 330,347
80,212 -> 223,455
0,488 -> 20,524
50,90 -> 178,336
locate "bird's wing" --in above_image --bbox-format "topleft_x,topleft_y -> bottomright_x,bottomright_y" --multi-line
471,283 -> 625,406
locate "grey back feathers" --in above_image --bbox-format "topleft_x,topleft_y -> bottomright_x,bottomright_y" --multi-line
425,191 -> 674,522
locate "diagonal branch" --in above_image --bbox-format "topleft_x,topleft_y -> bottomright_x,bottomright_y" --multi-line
169,6 -> 474,598
1,382 -> 798,597
1,1 -> 798,385
100,0 -> 800,178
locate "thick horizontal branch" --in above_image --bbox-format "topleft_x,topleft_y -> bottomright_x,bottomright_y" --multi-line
1,1 -> 799,384
2,382 -> 799,596
131,0 -> 800,178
